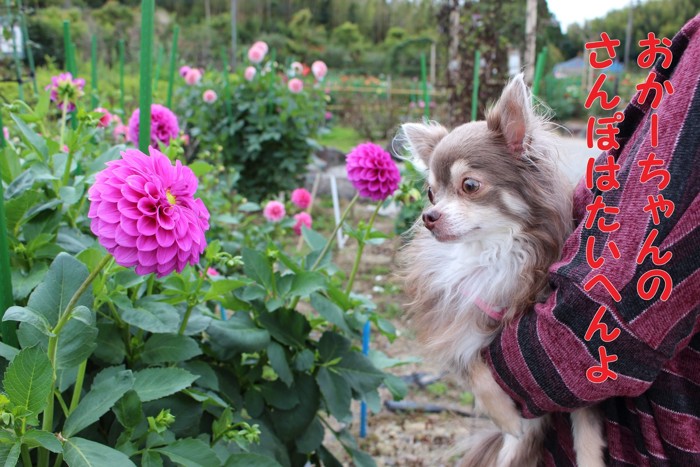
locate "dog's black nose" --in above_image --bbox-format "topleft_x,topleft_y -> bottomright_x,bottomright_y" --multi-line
422,210 -> 441,230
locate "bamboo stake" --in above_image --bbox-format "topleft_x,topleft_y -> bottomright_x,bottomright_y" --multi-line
0,108 -> 18,346
119,39 -> 126,117
471,50 -> 481,121
91,35 -> 98,108
166,25 -> 179,109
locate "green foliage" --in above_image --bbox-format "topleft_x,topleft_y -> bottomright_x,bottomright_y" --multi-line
0,86 -> 405,466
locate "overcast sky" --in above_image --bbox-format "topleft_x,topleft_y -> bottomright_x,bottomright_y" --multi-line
547,0 -> 633,31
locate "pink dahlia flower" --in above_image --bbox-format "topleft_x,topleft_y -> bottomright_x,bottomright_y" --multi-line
88,146 -> 210,277
94,107 -> 112,128
179,65 -> 191,77
185,68 -> 202,85
293,212 -> 312,236
291,188 -> 312,209
113,124 -> 128,141
252,41 -> 269,54
45,72 -> 85,111
203,89 -> 217,103
325,111 -> 333,120
288,78 -> 303,94
290,61 -> 304,75
263,201 -> 285,222
346,142 -> 401,201
244,66 -> 256,81
248,45 -> 265,64
311,61 -> 328,80
128,104 -> 180,147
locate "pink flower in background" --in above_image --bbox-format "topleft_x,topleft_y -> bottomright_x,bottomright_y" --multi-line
62,145 -> 69,153
244,66 -> 256,81
325,111 -> 332,120
263,201 -> 285,222
207,267 -> 219,277
94,107 -> 112,127
45,72 -> 85,111
113,124 -> 128,141
311,61 -> 328,80
2,127 -> 8,140
288,78 -> 303,94
346,142 -> 401,201
179,65 -> 191,77
248,46 -> 265,64
128,104 -> 180,147
184,68 -> 202,85
290,61 -> 304,75
181,134 -> 190,146
203,90 -> 217,103
88,147 -> 210,277
252,41 -> 269,54
293,212 -> 312,236
291,188 -> 312,209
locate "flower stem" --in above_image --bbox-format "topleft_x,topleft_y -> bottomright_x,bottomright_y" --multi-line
59,99 -> 70,184
39,254 -> 111,467
310,193 -> 359,271
345,201 -> 382,295
178,265 -> 208,335
21,445 -> 31,467
68,360 -> 87,413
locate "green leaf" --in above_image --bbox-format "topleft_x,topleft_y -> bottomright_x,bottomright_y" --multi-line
266,342 -> 293,387
10,263 -> 47,303
295,418 -> 324,454
242,248 -> 272,290
260,380 -> 299,410
3,346 -> 52,415
288,272 -> 326,298
2,306 -> 52,336
0,342 -> 18,362
310,294 -> 351,334
63,437 -> 136,467
141,334 -> 202,364
237,202 -> 261,213
335,350 -> 386,395
188,161 -> 214,177
63,369 -> 135,437
301,228 -> 327,251
55,318 -> 98,369
118,301 -> 180,334
383,374 -> 408,400
141,451 -> 163,467
316,367 -> 352,422
133,368 -> 198,402
203,279 -> 248,301
225,453 -> 282,467
22,430 -> 62,453
270,373 -> 320,442
206,314 -> 270,359
0,442 -> 20,467
154,438 -> 220,467
112,390 -> 143,429
25,253 -> 92,326
292,349 -> 315,372
258,308 -> 310,349
93,323 -> 125,365
69,306 -> 94,326
10,113 -> 48,160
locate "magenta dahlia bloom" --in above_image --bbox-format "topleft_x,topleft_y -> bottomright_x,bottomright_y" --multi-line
293,212 -> 312,236
291,188 -> 312,209
346,143 -> 401,201
45,72 -> 85,111
128,104 -> 180,147
263,201 -> 285,222
88,147 -> 210,277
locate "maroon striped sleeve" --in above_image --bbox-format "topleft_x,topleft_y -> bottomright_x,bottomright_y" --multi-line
484,14 -> 700,466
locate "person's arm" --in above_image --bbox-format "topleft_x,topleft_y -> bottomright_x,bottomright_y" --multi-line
484,15 -> 700,419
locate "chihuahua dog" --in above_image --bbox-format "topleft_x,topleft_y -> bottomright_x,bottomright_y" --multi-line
398,75 -> 605,466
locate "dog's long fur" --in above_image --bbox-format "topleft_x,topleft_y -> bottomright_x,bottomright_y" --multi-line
398,75 -> 605,466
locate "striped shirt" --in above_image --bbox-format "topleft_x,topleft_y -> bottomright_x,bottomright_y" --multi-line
484,14 -> 700,466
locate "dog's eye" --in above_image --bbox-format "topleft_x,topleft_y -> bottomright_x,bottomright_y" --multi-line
462,178 -> 481,194
427,186 -> 435,204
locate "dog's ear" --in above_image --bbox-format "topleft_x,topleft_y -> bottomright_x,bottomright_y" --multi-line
400,122 -> 448,167
486,74 -> 532,156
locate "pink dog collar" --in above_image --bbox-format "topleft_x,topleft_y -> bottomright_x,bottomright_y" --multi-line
474,297 -> 506,321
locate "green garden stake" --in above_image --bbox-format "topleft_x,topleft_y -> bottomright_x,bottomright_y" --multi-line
220,48 -> 232,118
138,0 -> 155,153
166,25 -> 179,109
153,45 -> 164,93
63,22 -> 72,72
471,49 -> 481,122
420,52 -> 429,119
18,0 -> 37,94
119,39 -> 126,117
91,35 -> 99,109
532,47 -> 548,99
7,0 -> 24,102
0,111 -> 18,347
